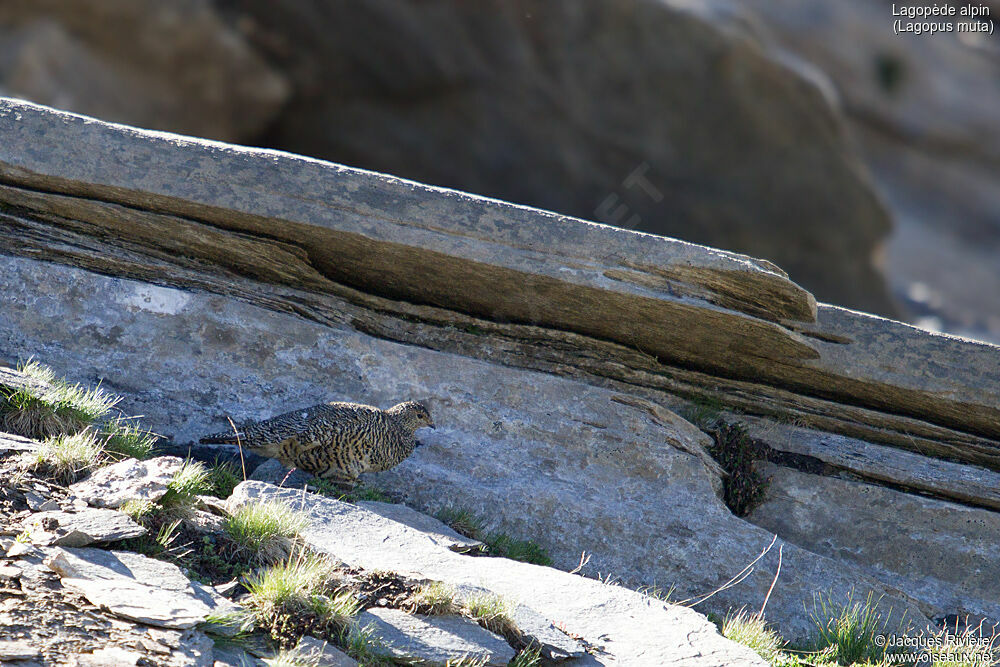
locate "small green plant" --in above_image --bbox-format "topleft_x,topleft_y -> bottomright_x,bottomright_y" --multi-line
244,552 -> 356,647
484,533 -> 552,566
0,360 -> 120,439
25,430 -> 105,483
810,591 -> 895,665
102,416 -> 158,460
224,500 -> 309,565
206,459 -> 243,499
444,656 -> 490,667
409,582 -> 458,615
680,396 -> 726,430
723,609 -> 794,666
464,593 -> 518,638
708,422 -> 770,517
119,498 -> 158,524
345,485 -> 393,503
509,644 -> 543,667
341,623 -> 394,666
436,507 -> 483,539
160,459 -> 212,510
436,508 -> 551,566
262,646 -> 318,667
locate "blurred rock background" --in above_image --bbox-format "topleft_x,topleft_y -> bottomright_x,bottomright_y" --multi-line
1,0 -> 996,340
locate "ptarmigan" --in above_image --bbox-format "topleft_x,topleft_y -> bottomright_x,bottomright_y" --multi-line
200,401 -> 434,485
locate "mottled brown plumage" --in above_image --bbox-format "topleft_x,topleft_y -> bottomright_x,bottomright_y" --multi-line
200,401 -> 434,484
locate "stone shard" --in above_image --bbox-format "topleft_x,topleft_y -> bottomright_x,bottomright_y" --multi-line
68,456 -> 184,509
22,508 -> 146,547
44,547 -> 228,629
357,608 -> 514,667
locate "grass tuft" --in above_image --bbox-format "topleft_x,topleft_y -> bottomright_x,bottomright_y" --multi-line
224,500 -> 309,565
24,430 -> 105,483
810,591 -> 894,665
244,552 -> 357,647
708,422 -> 770,517
436,507 -> 482,538
206,459 -> 243,499
0,360 -> 120,439
119,498 -> 157,524
723,609 -> 794,666
161,459 -> 212,510
341,623 -> 395,666
464,593 -> 519,638
101,416 -> 158,460
509,644 -> 543,667
409,582 -> 458,615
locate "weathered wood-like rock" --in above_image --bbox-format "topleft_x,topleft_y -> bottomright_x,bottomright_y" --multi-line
44,547 -> 230,629
358,608 -> 514,666
747,419 -> 1000,511
69,456 -> 184,509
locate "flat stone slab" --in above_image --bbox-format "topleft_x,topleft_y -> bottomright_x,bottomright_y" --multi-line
358,608 -> 514,666
356,501 -> 483,553
69,456 -> 184,509
22,508 -> 146,547
44,547 -> 227,629
231,482 -> 769,666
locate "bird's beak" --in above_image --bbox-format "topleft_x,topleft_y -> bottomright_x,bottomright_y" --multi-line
429,422 -> 436,430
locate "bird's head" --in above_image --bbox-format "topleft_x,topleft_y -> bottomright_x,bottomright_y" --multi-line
389,401 -> 435,431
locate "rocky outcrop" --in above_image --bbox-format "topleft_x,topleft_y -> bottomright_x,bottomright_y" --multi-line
0,0 -> 897,315
0,0 -> 289,143
1,98 -> 999,644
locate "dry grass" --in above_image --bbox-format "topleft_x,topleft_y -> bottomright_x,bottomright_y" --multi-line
0,360 -> 119,439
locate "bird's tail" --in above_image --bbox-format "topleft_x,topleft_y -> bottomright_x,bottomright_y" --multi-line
199,430 -> 245,445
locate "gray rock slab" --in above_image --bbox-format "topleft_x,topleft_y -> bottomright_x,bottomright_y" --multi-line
749,463 -> 1000,625
355,501 -> 483,553
44,547 -> 228,629
358,607 -> 514,666
3,95 -> 1000,450
294,636 -> 358,667
22,508 -> 145,547
747,418 -> 1000,510
69,456 -> 184,508
230,482 -> 772,665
